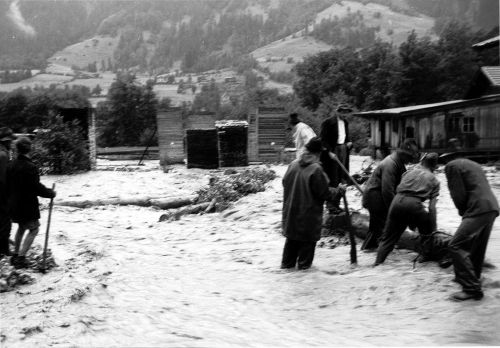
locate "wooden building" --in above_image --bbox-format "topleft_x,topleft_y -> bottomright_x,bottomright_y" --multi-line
247,106 -> 289,162
355,67 -> 500,158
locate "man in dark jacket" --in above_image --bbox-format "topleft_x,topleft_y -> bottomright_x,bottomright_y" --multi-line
0,127 -> 16,258
320,104 -> 352,212
445,157 -> 499,301
361,139 -> 419,251
8,137 -> 56,268
374,153 -> 440,265
281,137 -> 346,270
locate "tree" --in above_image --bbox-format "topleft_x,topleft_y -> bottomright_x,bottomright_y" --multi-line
192,81 -> 220,113
92,84 -> 102,96
97,73 -> 158,146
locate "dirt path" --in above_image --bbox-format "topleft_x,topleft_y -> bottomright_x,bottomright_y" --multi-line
1,158 -> 500,346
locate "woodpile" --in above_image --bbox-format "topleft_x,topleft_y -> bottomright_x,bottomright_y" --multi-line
186,129 -> 219,169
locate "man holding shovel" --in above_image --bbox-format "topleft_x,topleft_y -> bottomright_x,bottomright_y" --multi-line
8,137 -> 56,269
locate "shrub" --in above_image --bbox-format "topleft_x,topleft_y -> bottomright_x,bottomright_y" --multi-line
31,114 -> 90,174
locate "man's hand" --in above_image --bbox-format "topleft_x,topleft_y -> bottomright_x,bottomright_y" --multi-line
337,183 -> 347,195
346,142 -> 353,150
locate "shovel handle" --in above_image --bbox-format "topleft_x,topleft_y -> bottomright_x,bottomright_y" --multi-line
328,152 -> 364,194
41,183 -> 55,271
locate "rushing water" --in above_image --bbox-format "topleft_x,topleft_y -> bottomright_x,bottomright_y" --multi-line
1,158 -> 500,346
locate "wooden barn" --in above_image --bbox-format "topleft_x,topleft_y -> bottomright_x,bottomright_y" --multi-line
355,66 -> 500,159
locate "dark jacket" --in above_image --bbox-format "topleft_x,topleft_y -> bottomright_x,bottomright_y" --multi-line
445,158 -> 499,218
320,116 -> 349,152
7,154 -> 55,223
282,152 -> 340,242
363,152 -> 407,211
0,144 -> 9,215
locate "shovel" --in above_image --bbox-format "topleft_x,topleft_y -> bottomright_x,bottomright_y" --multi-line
40,183 -> 55,273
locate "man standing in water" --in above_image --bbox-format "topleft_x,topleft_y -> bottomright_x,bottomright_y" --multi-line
288,113 -> 316,159
445,157 -> 499,301
281,137 -> 346,270
374,153 -> 440,265
361,139 -> 419,251
0,127 -> 16,258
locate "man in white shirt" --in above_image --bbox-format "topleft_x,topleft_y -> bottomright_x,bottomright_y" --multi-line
289,113 -> 316,159
319,104 -> 352,212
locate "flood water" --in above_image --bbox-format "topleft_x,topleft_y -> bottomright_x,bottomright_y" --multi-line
1,157 -> 500,346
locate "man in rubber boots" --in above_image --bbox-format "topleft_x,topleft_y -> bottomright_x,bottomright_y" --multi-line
0,127 -> 16,259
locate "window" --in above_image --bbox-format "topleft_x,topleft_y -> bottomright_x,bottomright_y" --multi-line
463,117 -> 475,133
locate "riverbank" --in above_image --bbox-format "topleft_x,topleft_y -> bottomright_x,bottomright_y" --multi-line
1,156 -> 499,346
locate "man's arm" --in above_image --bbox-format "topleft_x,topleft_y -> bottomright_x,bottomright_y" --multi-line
427,180 -> 440,232
445,163 -> 466,216
310,167 -> 345,202
380,161 -> 398,209
27,165 -> 55,199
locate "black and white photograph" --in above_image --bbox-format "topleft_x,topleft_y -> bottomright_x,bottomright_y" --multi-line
0,0 -> 499,346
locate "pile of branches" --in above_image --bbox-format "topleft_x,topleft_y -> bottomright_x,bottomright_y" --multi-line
196,167 -> 277,211
160,167 -> 276,221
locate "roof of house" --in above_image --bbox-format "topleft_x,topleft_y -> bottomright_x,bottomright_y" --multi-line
354,94 -> 500,118
472,36 -> 500,50
481,66 -> 500,86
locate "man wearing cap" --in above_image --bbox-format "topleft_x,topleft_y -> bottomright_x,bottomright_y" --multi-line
361,138 -> 419,251
374,152 -> 440,265
0,127 -> 16,258
288,113 -> 316,159
281,137 -> 346,270
8,137 -> 56,268
444,156 -> 498,301
319,104 -> 353,212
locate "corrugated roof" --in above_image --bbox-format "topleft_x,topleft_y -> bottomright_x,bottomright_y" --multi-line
472,36 -> 500,49
481,66 -> 500,86
354,94 -> 500,118
355,99 -> 465,116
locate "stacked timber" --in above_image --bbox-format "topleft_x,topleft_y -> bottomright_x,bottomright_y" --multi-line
216,120 -> 248,167
185,129 -> 219,169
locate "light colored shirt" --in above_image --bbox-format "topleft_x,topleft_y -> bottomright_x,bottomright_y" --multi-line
397,164 -> 440,200
337,118 -> 346,144
293,122 -> 316,159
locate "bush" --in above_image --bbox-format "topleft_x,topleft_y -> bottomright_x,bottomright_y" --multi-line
31,115 -> 90,174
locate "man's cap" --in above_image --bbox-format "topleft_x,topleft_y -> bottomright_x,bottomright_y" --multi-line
305,137 -> 324,153
336,104 -> 352,113
0,127 -> 16,141
15,136 -> 32,154
421,152 -> 439,167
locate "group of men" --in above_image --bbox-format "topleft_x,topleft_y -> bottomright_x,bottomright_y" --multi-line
0,127 -> 56,268
282,110 -> 498,302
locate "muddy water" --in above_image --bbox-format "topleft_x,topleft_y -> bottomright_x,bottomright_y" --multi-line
1,158 -> 500,346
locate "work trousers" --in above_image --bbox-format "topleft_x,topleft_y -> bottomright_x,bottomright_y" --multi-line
375,195 -> 432,264
0,213 -> 11,255
448,211 -> 497,293
281,238 -> 317,270
361,190 -> 388,250
320,144 -> 349,188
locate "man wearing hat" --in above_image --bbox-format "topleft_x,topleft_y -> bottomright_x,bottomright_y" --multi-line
8,137 -> 56,268
361,138 -> 419,251
319,104 -> 352,212
288,112 -> 316,159
281,137 -> 346,270
0,127 -> 16,258
374,152 -> 440,265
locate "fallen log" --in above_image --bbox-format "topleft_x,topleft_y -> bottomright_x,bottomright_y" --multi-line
150,195 -> 198,209
56,195 -> 198,210
350,211 -> 420,252
159,202 -> 211,222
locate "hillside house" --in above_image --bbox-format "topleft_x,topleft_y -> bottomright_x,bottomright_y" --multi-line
355,66 -> 500,159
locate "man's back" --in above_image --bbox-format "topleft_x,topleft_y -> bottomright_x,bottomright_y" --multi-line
445,158 -> 499,217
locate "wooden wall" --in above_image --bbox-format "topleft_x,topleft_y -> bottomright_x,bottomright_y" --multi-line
157,108 -> 184,165
247,107 -> 288,162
